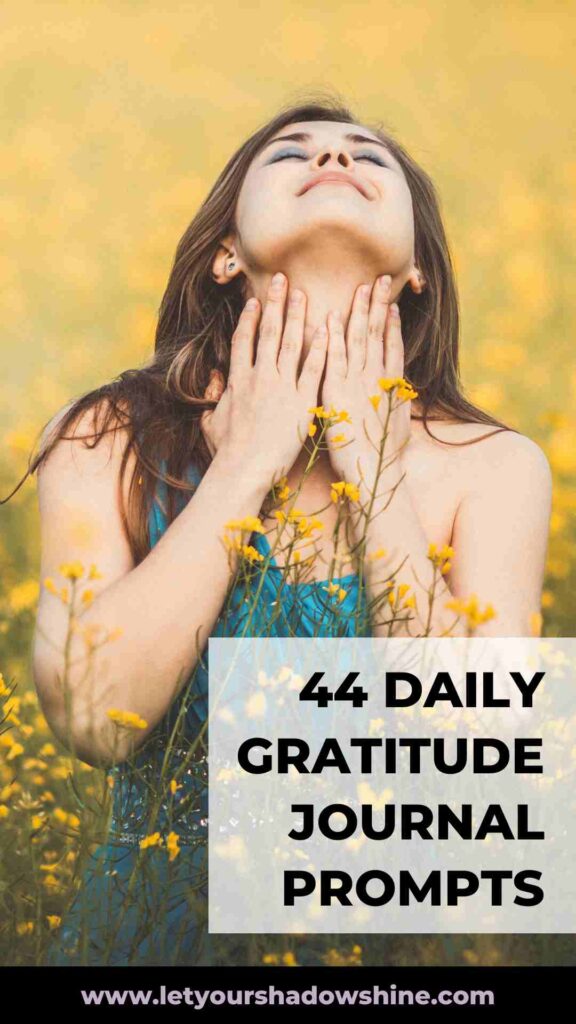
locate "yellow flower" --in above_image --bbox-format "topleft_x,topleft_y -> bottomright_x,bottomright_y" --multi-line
46,915 -> 61,930
308,405 -> 350,423
9,580 -> 40,614
282,951 -> 297,966
59,561 -> 85,580
337,588 -> 348,603
404,594 -> 417,609
329,433 -> 347,446
308,422 -> 317,437
444,595 -> 497,630
331,481 -> 360,503
81,589 -> 95,606
262,953 -> 280,965
369,394 -> 381,410
17,921 -> 35,936
225,515 -> 264,533
378,376 -> 418,401
107,709 -> 148,730
0,805 -> 9,818
166,831 -> 181,862
396,383 -> 418,402
88,564 -> 103,580
240,544 -> 265,563
428,542 -> 454,574
43,579 -> 68,603
31,814 -> 46,830
6,742 -> 24,761
140,832 -> 163,850
529,611 -> 543,637
378,376 -> 405,392
39,743 -> 56,757
169,779 -> 182,795
367,547 -> 387,561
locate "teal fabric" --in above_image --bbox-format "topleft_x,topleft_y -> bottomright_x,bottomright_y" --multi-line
46,460 -> 369,965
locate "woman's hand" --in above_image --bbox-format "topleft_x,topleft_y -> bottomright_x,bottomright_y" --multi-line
200,273 -> 328,490
321,274 -> 412,493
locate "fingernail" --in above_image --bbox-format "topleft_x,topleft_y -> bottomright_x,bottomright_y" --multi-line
361,284 -> 371,300
379,274 -> 392,291
316,324 -> 328,336
289,289 -> 303,305
390,302 -> 400,317
245,297 -> 258,309
272,272 -> 285,286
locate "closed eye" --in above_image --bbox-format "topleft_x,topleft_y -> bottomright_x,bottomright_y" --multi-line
267,148 -> 389,168
266,149 -> 308,163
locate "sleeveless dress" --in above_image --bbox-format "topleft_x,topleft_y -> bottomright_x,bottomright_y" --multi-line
46,460 -> 370,966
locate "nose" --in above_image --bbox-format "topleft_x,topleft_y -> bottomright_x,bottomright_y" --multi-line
311,145 -> 354,170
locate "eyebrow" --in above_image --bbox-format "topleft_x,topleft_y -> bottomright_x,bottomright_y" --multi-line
262,130 -> 395,158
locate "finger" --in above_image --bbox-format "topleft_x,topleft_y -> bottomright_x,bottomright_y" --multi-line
277,288 -> 306,379
383,302 -> 405,379
364,274 -> 392,380
229,298 -> 260,381
346,283 -> 371,373
255,272 -> 287,371
325,309 -> 347,381
297,323 -> 328,400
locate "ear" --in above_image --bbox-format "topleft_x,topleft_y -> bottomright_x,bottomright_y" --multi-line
407,266 -> 426,294
204,368 -> 225,401
211,233 -> 243,285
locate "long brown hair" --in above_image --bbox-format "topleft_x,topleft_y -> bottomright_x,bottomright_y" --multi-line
3,93 -> 513,565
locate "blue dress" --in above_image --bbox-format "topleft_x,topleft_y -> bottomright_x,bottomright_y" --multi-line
46,460 -> 370,966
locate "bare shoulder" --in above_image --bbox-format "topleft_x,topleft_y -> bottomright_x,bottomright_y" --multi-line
35,396 -> 137,568
418,420 -> 551,497
36,397 -> 136,502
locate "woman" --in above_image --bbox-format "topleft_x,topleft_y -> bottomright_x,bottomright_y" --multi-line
23,98 -> 551,964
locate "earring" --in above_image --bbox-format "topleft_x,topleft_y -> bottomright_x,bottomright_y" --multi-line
228,261 -> 235,272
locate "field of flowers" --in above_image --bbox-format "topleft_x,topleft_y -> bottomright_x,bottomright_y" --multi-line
1,0 -> 575,966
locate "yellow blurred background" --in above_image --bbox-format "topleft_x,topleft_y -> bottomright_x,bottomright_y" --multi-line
0,0 -> 575,965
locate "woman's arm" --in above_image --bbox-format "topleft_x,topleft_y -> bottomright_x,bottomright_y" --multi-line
32,278 -> 328,768
33,417 -> 271,768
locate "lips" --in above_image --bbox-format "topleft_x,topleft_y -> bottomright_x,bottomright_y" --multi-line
298,172 -> 370,199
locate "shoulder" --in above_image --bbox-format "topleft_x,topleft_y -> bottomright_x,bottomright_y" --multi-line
36,396 -> 137,511
414,418 -> 550,473
437,425 -> 553,517
457,427 -> 551,492
409,419 -> 552,511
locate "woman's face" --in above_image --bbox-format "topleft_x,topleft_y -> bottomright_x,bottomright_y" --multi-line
233,119 -> 416,275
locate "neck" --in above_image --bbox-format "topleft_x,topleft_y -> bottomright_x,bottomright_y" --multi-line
246,243 -> 403,351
